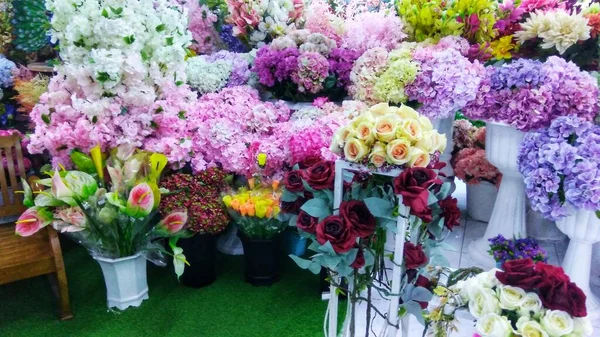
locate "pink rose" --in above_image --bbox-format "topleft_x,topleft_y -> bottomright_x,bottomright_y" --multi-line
15,207 -> 53,237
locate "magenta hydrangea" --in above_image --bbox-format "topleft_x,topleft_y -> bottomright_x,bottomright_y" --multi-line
328,48 -> 361,89
253,46 -> 300,87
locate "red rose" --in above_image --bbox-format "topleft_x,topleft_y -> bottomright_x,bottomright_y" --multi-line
340,200 -> 376,238
284,170 -> 305,192
438,197 -> 461,230
415,275 -> 432,309
305,160 -> 335,190
496,258 -> 542,291
351,248 -> 365,269
281,197 -> 306,214
296,210 -> 319,234
404,242 -> 427,269
298,156 -> 322,169
534,263 -> 587,317
566,282 -> 588,318
393,168 -> 441,222
316,215 -> 355,253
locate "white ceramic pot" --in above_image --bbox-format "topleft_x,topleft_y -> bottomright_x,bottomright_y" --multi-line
431,116 -> 455,178
526,203 -> 566,243
94,253 -> 149,310
467,122 -> 526,269
466,181 -> 497,223
556,208 -> 600,320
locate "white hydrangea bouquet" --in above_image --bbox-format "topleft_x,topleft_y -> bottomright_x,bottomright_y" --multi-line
427,259 -> 593,337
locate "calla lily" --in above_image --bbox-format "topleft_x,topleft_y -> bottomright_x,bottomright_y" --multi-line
148,153 -> 167,183
115,144 -> 136,161
64,171 -> 98,200
107,165 -> 124,193
123,153 -> 145,185
157,211 -> 188,233
15,207 -> 53,237
106,192 -> 126,211
172,246 -> 187,280
90,145 -> 104,181
51,170 -> 77,206
125,183 -> 155,218
20,177 -> 34,207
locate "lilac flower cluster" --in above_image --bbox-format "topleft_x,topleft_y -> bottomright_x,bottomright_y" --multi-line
464,56 -> 599,131
518,116 -> 600,220
488,234 -> 549,265
405,47 -> 484,120
219,24 -> 248,53
205,50 -> 252,87
253,47 -> 300,87
328,48 -> 361,89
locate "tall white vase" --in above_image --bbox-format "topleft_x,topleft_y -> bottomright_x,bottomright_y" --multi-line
431,116 -> 455,178
94,253 -> 149,310
466,182 -> 497,223
467,122 -> 526,269
526,205 -> 566,243
592,243 -> 600,287
556,208 -> 600,320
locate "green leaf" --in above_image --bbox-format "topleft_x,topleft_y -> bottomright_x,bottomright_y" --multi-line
34,193 -> 65,207
178,111 -> 186,119
288,214 -> 298,227
166,37 -> 174,46
175,80 -> 184,86
290,255 -> 312,269
281,189 -> 299,202
141,50 -> 150,61
411,286 -> 433,302
96,72 -> 110,83
101,8 -> 109,17
300,198 -> 330,219
172,246 -> 186,280
41,114 -> 51,124
123,35 -> 135,44
110,6 -> 123,15
436,182 -> 451,200
155,24 -> 166,32
363,197 -> 393,217
70,151 -> 96,173
318,241 -> 337,256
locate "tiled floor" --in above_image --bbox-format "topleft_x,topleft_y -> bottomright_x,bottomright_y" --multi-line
347,182 -> 600,336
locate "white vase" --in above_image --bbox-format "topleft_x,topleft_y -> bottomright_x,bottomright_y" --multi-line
526,204 -> 567,243
431,116 -> 455,178
467,122 -> 526,269
94,253 -> 149,310
592,243 -> 600,287
466,182 -> 497,223
556,208 -> 600,320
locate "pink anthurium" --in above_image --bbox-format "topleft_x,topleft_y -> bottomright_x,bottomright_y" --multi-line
125,183 -> 154,217
15,207 -> 53,237
157,212 -> 188,234
51,169 -> 74,199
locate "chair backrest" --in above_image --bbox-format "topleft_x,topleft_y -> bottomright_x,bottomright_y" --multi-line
0,134 -> 27,218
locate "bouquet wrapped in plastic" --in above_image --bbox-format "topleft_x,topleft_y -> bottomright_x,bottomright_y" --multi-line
15,144 -> 189,277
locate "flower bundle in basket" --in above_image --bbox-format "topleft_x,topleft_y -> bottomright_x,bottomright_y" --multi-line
488,234 -> 548,268
428,259 -> 593,337
15,145 -> 189,310
222,177 -> 285,286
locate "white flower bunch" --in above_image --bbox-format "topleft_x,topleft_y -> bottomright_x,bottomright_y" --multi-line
443,270 -> 594,337
46,0 -> 192,105
270,29 -> 337,56
186,56 -> 232,95
515,9 -> 591,54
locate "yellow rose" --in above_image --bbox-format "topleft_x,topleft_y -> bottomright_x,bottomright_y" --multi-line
356,121 -> 376,144
374,115 -> 400,142
386,139 -> 411,165
396,104 -> 419,119
408,148 -> 431,167
330,126 -> 347,154
369,103 -> 391,117
370,142 -> 387,167
415,131 -> 436,153
344,138 -> 368,162
351,112 -> 375,127
398,119 -> 423,142
432,132 -> 447,153
419,116 -> 433,131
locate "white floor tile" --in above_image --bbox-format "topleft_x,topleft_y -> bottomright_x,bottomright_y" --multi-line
463,220 -> 487,243
441,249 -> 461,269
443,220 -> 466,252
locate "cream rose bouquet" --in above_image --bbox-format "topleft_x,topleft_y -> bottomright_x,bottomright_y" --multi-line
330,103 -> 446,169
427,259 -> 593,337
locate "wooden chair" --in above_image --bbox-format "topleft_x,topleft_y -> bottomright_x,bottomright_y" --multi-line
0,134 -> 73,320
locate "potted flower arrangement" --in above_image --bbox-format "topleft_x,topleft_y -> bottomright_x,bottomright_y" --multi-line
452,119 -> 501,222
253,29 -> 361,104
519,115 -> 600,316
15,145 -> 189,310
428,259 -> 593,337
222,178 -> 285,286
160,168 -> 229,288
488,234 -> 548,268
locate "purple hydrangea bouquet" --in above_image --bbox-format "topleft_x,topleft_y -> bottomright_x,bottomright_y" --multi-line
464,57 -> 599,131
518,115 -> 600,220
488,234 -> 548,266
253,29 -> 361,102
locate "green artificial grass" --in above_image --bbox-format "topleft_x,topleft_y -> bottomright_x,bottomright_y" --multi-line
0,238 -> 338,337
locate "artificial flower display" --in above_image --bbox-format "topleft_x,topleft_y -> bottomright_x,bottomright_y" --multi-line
330,103 -> 446,169
253,29 -> 360,101
464,57 -> 598,131
488,235 -> 548,266
429,259 -> 593,337
15,145 -> 189,277
518,116 -> 600,221
186,50 -> 254,95
12,69 -> 50,114
225,0 -> 304,47
452,120 -> 502,186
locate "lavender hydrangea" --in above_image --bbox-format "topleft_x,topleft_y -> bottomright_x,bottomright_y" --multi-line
464,57 -> 599,131
219,24 -> 247,53
488,234 -> 549,265
519,115 -> 600,220
0,54 -> 15,88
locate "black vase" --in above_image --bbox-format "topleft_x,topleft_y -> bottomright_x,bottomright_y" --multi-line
237,232 -> 282,286
177,234 -> 217,288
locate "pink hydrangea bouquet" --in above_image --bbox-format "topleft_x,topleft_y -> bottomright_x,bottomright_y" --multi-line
349,37 -> 484,120
15,145 -> 190,277
330,102 -> 446,169
451,120 -> 502,186
253,29 -> 361,102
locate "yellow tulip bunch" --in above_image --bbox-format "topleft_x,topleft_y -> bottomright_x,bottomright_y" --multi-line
330,103 -> 446,168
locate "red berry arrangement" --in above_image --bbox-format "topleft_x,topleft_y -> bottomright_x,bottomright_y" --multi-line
160,168 -> 229,235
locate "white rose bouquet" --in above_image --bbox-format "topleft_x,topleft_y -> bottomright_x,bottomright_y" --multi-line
427,259 -> 593,337
330,103 -> 446,170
